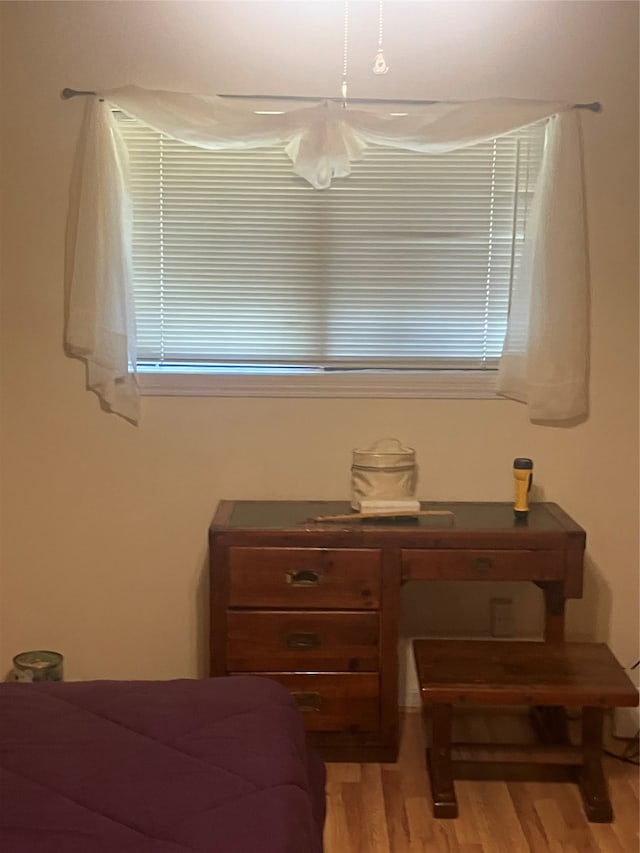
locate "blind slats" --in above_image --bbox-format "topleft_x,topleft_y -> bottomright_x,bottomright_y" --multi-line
119,116 -> 544,369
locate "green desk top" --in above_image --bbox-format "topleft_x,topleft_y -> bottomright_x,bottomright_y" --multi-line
212,500 -> 581,534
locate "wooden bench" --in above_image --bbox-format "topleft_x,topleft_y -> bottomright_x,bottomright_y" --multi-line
413,639 -> 639,822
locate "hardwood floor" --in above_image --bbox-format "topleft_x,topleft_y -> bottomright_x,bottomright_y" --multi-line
323,709 -> 639,852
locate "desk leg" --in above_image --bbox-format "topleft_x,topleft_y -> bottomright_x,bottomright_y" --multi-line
578,707 -> 613,822
426,704 -> 458,819
537,581 -> 566,642
533,582 -> 569,746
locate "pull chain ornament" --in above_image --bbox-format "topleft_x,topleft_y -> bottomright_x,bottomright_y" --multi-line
373,49 -> 389,75
372,0 -> 389,74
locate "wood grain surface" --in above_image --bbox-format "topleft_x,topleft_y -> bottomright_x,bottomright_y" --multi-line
323,709 -> 639,852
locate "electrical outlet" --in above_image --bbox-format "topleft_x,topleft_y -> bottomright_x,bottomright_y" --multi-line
490,597 -> 514,637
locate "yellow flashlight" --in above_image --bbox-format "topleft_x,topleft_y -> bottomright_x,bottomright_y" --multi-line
513,458 -> 533,519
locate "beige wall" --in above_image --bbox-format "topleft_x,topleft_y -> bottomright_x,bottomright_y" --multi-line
1,2 -> 638,694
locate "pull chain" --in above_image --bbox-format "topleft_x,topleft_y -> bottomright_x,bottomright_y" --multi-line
341,0 -> 349,106
373,0 -> 389,75
341,0 -> 389,104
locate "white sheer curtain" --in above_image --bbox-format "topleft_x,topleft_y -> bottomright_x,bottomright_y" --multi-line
64,86 -> 588,424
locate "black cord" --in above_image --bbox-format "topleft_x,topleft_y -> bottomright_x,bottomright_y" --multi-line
604,725 -> 639,765
603,747 -> 639,766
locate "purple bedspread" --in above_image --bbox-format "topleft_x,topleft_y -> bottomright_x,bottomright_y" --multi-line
0,676 -> 325,853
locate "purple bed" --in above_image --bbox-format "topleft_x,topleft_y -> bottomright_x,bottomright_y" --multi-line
0,675 -> 326,853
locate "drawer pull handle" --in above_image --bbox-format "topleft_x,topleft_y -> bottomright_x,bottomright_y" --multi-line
286,632 -> 321,650
292,691 -> 322,712
286,569 -> 321,587
473,557 -> 493,572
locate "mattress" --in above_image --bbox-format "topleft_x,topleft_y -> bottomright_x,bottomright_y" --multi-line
0,675 -> 326,853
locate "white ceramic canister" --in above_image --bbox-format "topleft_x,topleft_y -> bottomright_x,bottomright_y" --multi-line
351,438 -> 417,509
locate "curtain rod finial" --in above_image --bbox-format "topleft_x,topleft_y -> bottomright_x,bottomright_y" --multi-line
573,100 -> 602,113
61,88 -> 98,100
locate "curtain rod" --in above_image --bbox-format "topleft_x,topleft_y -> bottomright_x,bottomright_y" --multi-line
60,88 -> 603,112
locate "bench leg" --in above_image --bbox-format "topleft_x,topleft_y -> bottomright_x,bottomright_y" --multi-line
426,703 -> 458,818
578,706 -> 613,823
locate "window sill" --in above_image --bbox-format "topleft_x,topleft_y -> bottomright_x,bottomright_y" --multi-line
137,368 -> 500,399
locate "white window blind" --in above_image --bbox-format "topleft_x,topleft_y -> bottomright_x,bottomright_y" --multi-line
118,114 -> 545,375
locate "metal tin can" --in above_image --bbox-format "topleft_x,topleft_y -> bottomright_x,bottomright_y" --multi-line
12,650 -> 64,682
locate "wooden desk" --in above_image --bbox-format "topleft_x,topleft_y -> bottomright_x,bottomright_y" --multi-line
209,500 -> 586,762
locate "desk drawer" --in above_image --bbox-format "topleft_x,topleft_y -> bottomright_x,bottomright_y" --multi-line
228,547 -> 381,608
402,549 -> 564,580
237,673 -> 380,732
227,611 -> 379,671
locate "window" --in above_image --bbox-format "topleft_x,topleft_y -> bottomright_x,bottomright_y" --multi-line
118,114 -> 545,397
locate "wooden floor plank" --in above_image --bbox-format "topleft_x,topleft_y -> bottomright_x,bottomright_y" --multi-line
508,781 -> 566,851
323,710 -> 639,853
327,762 -> 362,783
458,779 -> 531,852
380,766 -> 413,851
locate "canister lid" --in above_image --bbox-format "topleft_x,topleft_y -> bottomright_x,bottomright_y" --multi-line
352,437 -> 416,469
13,650 -> 63,670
